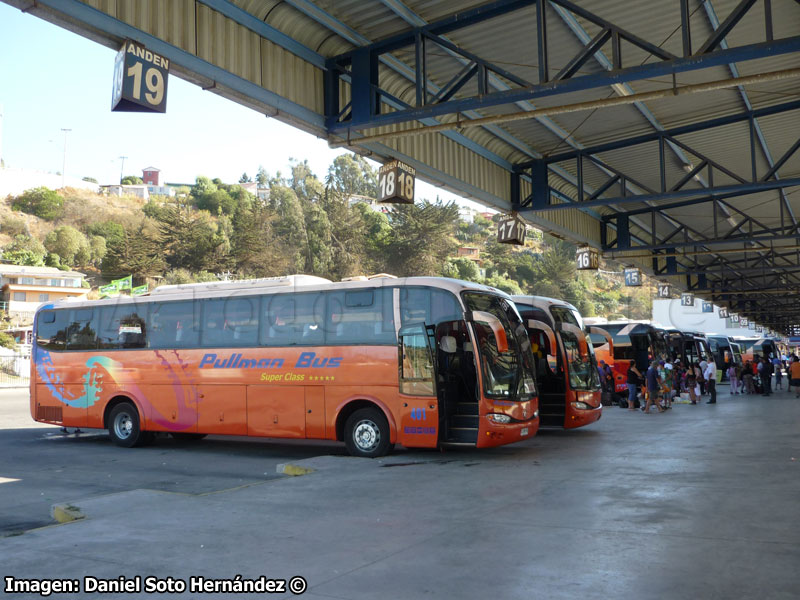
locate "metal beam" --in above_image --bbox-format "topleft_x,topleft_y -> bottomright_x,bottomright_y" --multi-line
328,35 -> 800,132
541,99 -> 800,165
529,177 -> 800,211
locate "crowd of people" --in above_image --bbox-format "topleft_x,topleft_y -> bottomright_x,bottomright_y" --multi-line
602,353 -> 800,414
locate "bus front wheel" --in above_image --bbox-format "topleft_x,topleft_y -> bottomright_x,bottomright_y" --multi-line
344,408 -> 392,458
108,402 -> 151,448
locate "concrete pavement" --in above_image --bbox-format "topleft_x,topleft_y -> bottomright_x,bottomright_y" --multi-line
2,387 -> 799,599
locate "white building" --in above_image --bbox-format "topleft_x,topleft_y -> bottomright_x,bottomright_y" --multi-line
0,265 -> 88,323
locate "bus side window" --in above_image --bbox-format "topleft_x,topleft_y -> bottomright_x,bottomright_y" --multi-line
262,293 -> 325,346
36,310 -> 69,351
98,306 -> 146,349
202,296 -> 259,347
148,301 -> 200,348
326,289 -> 394,345
66,309 -> 98,350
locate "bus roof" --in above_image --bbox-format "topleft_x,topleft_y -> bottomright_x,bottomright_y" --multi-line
510,295 -> 579,313
36,276 -> 512,312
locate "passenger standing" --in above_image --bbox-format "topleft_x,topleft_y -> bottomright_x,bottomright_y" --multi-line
699,357 -> 709,396
728,363 -> 739,395
773,356 -> 783,391
686,363 -> 698,404
644,360 -> 665,413
742,361 -> 755,394
625,360 -> 642,411
704,359 -> 717,404
791,357 -> 800,398
761,356 -> 773,396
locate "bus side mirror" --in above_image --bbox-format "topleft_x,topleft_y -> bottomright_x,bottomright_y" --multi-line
587,326 -> 613,352
527,320 -> 556,356
560,322 -> 588,355
468,311 -> 509,353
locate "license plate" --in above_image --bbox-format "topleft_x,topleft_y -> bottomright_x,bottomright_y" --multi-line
520,427 -> 529,436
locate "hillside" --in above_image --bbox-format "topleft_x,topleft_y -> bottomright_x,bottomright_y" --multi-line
0,154 -> 654,321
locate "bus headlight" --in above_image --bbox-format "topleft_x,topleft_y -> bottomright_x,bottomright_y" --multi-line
487,413 -> 511,424
570,401 -> 591,410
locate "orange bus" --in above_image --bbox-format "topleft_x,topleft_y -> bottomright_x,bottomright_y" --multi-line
31,276 -> 539,457
587,320 -> 670,401
511,296 -> 611,429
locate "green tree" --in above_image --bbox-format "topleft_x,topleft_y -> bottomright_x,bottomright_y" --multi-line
44,225 -> 89,267
121,175 -> 143,185
102,222 -> 165,279
447,257 -> 482,282
156,205 -> 225,272
385,201 -> 460,276
239,173 -> 252,183
86,221 -> 125,247
82,176 -> 98,183
2,235 -> 47,266
270,185 -> 308,273
11,187 -> 65,220
230,202 -> 289,277
326,154 -> 378,198
88,235 -> 107,266
256,166 -> 269,187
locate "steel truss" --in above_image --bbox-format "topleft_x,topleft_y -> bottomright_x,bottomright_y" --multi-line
512,100 -> 800,215
324,0 -> 800,132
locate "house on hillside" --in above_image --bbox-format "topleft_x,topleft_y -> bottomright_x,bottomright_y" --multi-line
101,184 -> 149,200
0,265 -> 88,323
142,167 -> 175,197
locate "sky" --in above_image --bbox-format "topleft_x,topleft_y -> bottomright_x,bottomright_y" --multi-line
0,2 -> 479,206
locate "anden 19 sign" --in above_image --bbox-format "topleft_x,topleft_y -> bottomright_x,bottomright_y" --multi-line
378,160 -> 415,204
112,40 -> 169,112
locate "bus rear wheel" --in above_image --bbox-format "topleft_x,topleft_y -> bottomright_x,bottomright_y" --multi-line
108,402 -> 151,448
344,408 -> 392,458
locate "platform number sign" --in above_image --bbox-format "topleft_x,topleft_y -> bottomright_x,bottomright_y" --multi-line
719,307 -> 729,318
681,293 -> 694,307
748,322 -> 756,330
497,215 -> 526,245
378,160 -> 415,204
730,313 -> 739,324
702,302 -> 713,313
112,40 -> 169,113
756,325 -> 763,332
657,283 -> 671,298
624,268 -> 642,287
576,247 -> 599,270
740,317 -> 749,326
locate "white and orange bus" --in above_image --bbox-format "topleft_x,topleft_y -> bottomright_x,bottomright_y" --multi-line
31,276 -> 539,457
512,296 -> 610,428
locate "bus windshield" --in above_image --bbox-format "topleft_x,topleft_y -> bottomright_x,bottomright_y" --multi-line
549,306 -> 599,391
560,328 -> 600,390
462,292 -> 537,402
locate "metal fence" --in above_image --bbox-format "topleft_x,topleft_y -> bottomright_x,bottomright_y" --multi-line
0,351 -> 31,386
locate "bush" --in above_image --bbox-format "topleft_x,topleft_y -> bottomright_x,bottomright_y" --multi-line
1,216 -> 28,237
0,332 -> 17,350
11,187 -> 65,220
2,235 -> 47,266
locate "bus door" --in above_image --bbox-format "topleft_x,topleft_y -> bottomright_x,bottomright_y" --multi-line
525,319 -> 561,423
397,324 -> 439,448
433,320 -> 479,444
